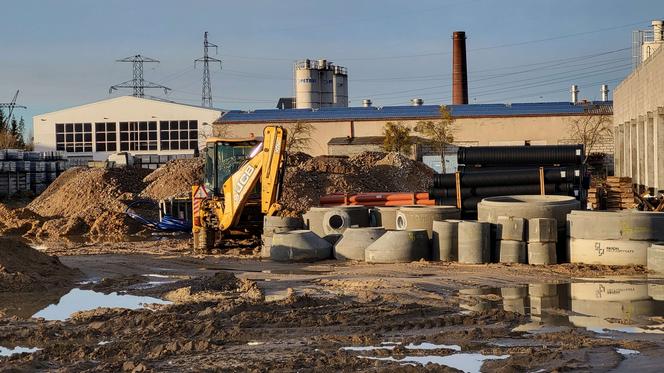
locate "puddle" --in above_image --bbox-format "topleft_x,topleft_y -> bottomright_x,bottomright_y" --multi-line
460,277 -> 664,335
0,346 -> 41,356
32,288 -> 171,321
359,353 -> 509,372
616,348 -> 640,356
404,342 -> 461,351
261,269 -> 331,276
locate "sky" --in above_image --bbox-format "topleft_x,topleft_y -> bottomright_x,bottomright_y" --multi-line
1,0 -> 662,134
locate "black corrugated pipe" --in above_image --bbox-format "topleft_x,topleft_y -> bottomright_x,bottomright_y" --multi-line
457,145 -> 584,166
436,190 -> 577,210
430,182 -> 574,199
458,165 -> 584,173
433,167 -> 580,188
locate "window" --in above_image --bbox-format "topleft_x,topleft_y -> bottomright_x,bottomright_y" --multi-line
55,122 -> 92,152
119,121 -> 157,151
160,120 -> 198,150
95,122 -> 117,152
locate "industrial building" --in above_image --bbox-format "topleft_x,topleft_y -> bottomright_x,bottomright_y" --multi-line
614,20 -> 664,191
294,59 -> 348,109
217,99 -> 614,172
33,96 -> 222,166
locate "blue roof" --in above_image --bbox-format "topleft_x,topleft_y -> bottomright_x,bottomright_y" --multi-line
218,101 -> 612,123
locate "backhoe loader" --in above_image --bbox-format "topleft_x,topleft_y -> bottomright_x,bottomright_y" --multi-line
192,126 -> 287,252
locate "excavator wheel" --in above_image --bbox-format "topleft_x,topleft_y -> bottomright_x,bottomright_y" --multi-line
196,227 -> 216,253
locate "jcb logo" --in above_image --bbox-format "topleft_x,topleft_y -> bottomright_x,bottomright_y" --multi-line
233,164 -> 255,202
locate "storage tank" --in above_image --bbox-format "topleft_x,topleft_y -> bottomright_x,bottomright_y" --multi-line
295,59 -> 321,109
333,65 -> 349,107
319,60 -> 335,107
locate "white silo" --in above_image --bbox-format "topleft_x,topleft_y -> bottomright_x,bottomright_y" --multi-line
319,59 -> 335,107
333,65 -> 349,107
295,59 -> 321,109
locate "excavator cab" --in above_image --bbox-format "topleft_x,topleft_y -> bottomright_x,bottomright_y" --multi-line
203,136 -> 261,197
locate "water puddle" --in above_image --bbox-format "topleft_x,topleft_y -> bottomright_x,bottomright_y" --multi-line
0,346 -> 41,356
32,288 -> 171,321
359,353 -> 509,372
616,348 -> 640,356
460,277 -> 664,335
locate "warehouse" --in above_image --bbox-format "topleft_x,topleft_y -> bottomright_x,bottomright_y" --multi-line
217,101 -> 614,171
33,96 -> 222,166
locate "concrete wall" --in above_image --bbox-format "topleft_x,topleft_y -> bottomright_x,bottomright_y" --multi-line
33,96 -> 221,162
222,114 -> 613,158
614,46 -> 664,190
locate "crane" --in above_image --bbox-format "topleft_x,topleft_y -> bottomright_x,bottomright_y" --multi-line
0,90 -> 27,128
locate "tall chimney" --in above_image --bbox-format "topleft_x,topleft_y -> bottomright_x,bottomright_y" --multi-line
601,84 -> 610,102
653,20 -> 664,42
570,84 -> 579,104
452,31 -> 468,105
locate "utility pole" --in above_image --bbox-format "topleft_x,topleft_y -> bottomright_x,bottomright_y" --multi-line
109,55 -> 170,97
195,32 -> 222,108
0,90 -> 27,128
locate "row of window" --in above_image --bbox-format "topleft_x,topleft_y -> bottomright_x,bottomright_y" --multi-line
55,120 -> 199,153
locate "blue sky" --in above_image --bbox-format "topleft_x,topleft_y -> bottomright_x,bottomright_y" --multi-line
0,0 -> 661,134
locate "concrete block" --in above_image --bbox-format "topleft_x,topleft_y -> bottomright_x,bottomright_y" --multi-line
496,216 -> 525,241
260,234 -> 272,258
528,218 -> 558,243
647,244 -> 664,274
270,230 -> 332,262
478,195 -> 579,229
568,238 -> 650,266
458,221 -> 491,264
498,240 -> 526,263
334,227 -> 386,261
567,211 -> 664,241
322,206 -> 370,235
369,207 -> 399,230
302,207 -> 332,237
365,229 -> 430,263
528,242 -> 557,265
396,206 -> 460,239
432,219 -> 461,261
647,283 -> 664,300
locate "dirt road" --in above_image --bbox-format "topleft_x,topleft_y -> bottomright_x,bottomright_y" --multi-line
1,238 -> 663,372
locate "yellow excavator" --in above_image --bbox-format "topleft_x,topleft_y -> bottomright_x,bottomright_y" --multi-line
192,126 -> 287,252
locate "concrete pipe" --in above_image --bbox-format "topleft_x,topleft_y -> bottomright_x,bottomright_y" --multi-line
568,238 -> 651,266
323,233 -> 343,246
567,211 -> 664,241
478,195 -> 579,229
498,240 -> 526,263
337,205 -> 370,227
396,205 -> 460,239
369,207 -> 399,229
528,283 -> 558,297
496,216 -> 526,241
334,227 -> 387,261
263,216 -> 303,236
322,206 -> 370,235
260,234 -> 272,259
570,282 -> 650,302
458,221 -> 491,264
571,299 -> 655,321
270,230 -> 332,262
528,218 -> 558,243
647,244 -> 664,274
648,284 -> 664,300
527,242 -> 557,265
501,286 -> 528,299
302,207 -> 332,237
530,295 -> 559,315
365,229 -> 430,263
432,219 -> 461,261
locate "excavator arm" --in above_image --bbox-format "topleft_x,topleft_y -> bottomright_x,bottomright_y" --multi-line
215,126 -> 287,230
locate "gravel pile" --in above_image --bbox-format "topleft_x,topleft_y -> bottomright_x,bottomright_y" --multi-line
140,157 -> 204,200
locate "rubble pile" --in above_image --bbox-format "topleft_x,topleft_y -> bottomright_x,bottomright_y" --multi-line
280,151 -> 434,215
140,157 -> 204,200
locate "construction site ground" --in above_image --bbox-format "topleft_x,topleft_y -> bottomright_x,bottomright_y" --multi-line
2,237 -> 664,372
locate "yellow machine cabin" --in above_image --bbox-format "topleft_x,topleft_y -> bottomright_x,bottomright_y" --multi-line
192,126 -> 287,251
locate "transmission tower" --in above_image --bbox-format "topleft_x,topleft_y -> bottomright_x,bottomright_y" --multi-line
195,32 -> 222,108
0,90 -> 27,128
109,55 -> 170,97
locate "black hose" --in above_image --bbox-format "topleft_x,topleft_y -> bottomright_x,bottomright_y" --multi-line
457,145 -> 584,166
433,167 -> 580,188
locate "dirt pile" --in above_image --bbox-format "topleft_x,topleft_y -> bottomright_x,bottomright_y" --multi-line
0,238 -> 81,292
140,157 -> 204,200
280,151 -> 434,214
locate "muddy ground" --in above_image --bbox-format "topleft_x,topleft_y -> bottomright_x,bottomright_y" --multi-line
1,238 -> 664,372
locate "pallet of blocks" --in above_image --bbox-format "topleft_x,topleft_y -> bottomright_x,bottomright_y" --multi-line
587,186 -> 605,210
605,176 -> 636,210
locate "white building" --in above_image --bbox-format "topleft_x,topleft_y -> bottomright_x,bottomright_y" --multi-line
33,96 -> 222,166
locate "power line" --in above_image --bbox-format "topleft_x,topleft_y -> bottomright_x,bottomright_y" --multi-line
195,32 -> 222,108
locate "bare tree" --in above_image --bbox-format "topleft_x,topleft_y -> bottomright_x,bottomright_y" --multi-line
568,113 -> 613,161
285,121 -> 313,153
415,105 -> 455,173
382,121 -> 413,156
211,123 -> 232,138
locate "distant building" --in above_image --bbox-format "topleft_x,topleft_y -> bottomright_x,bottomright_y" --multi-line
33,96 -> 221,166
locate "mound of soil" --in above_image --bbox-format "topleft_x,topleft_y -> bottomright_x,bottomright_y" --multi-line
140,157 -> 204,200
0,238 -> 81,292
280,151 -> 434,215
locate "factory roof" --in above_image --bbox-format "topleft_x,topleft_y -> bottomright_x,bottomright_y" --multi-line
218,101 -> 613,124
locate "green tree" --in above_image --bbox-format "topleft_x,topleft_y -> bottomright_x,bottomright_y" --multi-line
415,105 -> 455,173
285,121 -> 313,153
382,121 -> 413,156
